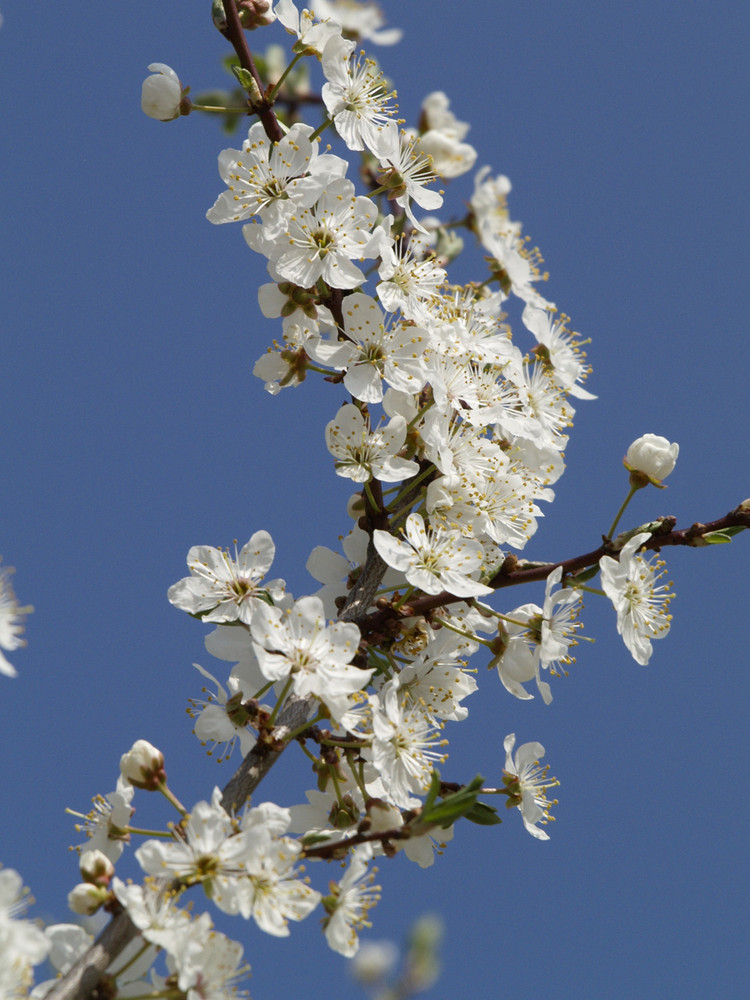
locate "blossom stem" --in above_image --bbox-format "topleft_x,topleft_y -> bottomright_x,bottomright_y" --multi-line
309,118 -> 332,142
267,676 -> 294,726
266,52 -> 305,102
345,750 -> 370,800
363,480 -> 379,512
157,782 -> 189,819
392,586 -> 415,611
252,679 -> 276,700
437,618 -> 484,645
607,484 -> 640,539
125,826 -> 174,838
189,103 -> 247,114
285,711 -> 327,742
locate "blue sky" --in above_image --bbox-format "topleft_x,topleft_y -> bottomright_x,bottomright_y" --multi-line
2,2 -> 749,997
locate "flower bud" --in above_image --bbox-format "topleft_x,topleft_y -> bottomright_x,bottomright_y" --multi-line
238,1 -> 276,29
79,849 -> 114,887
141,64 -> 187,121
120,739 -> 165,790
365,798 -> 403,834
624,433 -> 679,488
67,882 -> 108,916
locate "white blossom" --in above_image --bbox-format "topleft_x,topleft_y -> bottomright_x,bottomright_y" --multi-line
0,561 -> 32,678
309,292 -> 427,402
321,35 -> 399,158
600,532 -> 673,665
250,594 -> 371,722
244,177 -> 381,289
503,734 -> 558,840
323,845 -> 381,956
168,530 -> 285,626
325,403 -> 419,483
207,122 -> 346,236
624,433 -> 679,485
373,512 -> 494,598
141,63 -> 183,121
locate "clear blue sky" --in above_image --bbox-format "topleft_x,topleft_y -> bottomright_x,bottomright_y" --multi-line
2,2 -> 749,997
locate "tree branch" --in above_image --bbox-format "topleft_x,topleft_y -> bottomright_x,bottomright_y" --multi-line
359,504 -> 750,637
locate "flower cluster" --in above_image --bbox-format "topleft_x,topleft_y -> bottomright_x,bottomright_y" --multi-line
10,5 -> 709,996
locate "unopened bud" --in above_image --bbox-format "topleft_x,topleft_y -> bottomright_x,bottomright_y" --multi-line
120,739 -> 165,790
238,1 -> 276,29
68,882 -> 108,916
79,849 -> 114,887
624,434 -> 679,488
365,798 -> 403,834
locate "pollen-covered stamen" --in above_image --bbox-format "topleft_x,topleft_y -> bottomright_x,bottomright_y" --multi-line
624,557 -> 674,636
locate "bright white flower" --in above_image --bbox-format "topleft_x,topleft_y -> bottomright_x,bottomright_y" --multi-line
240,837 -> 321,936
397,634 -> 478,722
321,35 -> 399,158
168,925 -> 250,1000
244,177 -> 380,289
274,0 -> 342,54
325,403 -> 419,483
0,560 -> 32,678
418,91 -> 477,179
168,530 -> 285,626
307,0 -> 402,45
310,292 -> 427,402
624,433 -> 679,486
250,595 -> 371,722
522,303 -> 595,400
600,532 -> 673,665
379,133 -> 443,233
323,845 -> 381,956
252,319 -> 320,395
491,625 -> 543,703
426,465 -> 543,551
519,362 -> 574,450
490,605 -> 552,704
135,788 -> 252,917
376,228 -> 446,324
0,869 -> 50,999
68,777 -> 135,861
206,122 -> 346,235
189,662 -> 258,762
373,513 -> 494,598
471,166 -> 515,242
502,734 -> 559,840
112,878 -> 195,953
481,224 -> 554,309
141,63 -> 183,121
364,680 -> 447,810
539,566 -> 583,676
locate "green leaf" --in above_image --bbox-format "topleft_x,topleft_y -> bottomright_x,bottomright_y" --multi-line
702,531 -> 734,544
464,801 -> 503,826
419,775 -> 485,828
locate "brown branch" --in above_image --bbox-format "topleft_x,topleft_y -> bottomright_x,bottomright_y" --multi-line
220,0 -> 284,142
358,504 -> 750,639
41,907 -> 139,1000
